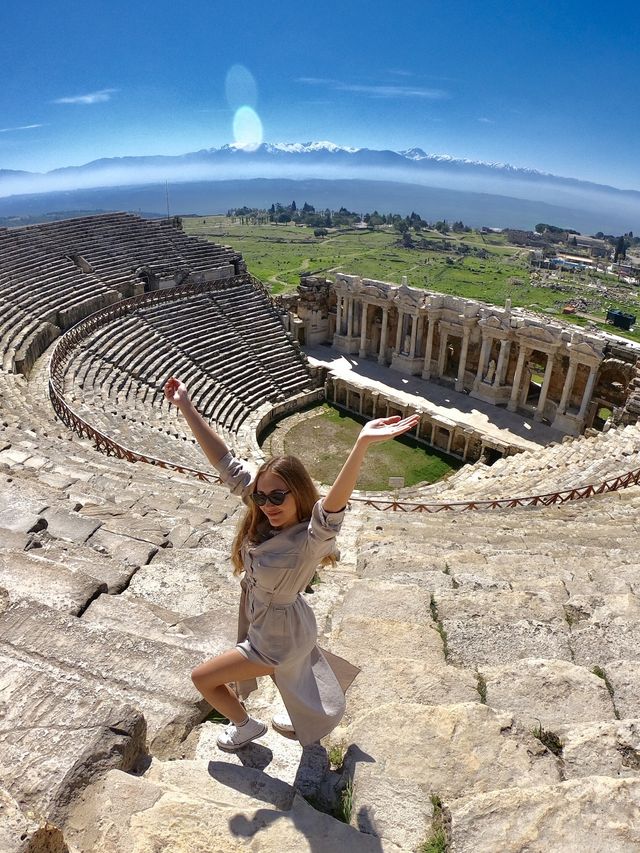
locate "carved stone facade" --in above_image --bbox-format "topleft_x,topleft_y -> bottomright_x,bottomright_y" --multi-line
287,274 -> 640,437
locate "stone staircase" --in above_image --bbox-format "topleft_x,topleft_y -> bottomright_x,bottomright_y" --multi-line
2,368 -> 640,851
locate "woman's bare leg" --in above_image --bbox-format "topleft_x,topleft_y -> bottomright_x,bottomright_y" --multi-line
191,648 -> 274,725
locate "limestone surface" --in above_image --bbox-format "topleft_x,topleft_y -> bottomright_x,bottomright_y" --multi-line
449,776 -> 640,853
480,658 -> 616,729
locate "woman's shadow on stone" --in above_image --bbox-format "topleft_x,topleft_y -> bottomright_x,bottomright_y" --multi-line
208,743 -> 384,851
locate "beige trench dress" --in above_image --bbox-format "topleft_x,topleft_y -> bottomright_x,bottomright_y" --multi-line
214,452 -> 360,746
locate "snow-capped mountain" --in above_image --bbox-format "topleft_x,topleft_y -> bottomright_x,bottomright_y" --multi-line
1,141 -> 639,233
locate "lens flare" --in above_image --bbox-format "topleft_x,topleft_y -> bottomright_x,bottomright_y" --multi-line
232,106 -> 263,151
225,65 -> 257,111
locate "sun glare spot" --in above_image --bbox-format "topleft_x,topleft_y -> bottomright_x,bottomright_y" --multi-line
225,64 -> 258,110
232,106 -> 263,151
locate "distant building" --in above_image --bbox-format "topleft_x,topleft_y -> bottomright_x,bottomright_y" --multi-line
570,234 -> 607,250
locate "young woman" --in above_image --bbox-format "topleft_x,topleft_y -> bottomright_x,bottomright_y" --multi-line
164,376 -> 420,750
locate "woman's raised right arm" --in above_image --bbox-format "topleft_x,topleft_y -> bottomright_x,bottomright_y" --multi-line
163,377 -> 229,467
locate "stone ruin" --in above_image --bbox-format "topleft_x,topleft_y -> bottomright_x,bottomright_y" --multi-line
1,215 -> 640,851
283,274 -> 640,437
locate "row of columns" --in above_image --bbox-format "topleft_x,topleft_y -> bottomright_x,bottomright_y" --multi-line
329,379 -> 492,463
335,294 -> 601,426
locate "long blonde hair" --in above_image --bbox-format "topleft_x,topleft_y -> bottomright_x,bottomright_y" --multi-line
231,455 -> 335,574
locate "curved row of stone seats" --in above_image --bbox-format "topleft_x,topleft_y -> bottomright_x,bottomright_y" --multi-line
30,212 -> 243,289
399,422 -> 640,505
0,213 -> 244,375
58,278 -> 316,463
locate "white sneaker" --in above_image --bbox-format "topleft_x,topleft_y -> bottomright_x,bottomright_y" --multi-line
271,711 -> 296,736
216,717 -> 267,751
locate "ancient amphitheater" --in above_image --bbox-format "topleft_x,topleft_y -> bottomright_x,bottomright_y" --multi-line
2,212 -> 640,853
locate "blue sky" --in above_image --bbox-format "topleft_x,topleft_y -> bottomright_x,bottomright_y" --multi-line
1,0 -> 639,189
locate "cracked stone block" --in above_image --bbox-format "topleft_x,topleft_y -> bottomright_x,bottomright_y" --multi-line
480,658 -> 616,729
449,776 -> 640,853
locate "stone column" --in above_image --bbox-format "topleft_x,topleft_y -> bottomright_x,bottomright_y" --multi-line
437,331 -> 449,378
475,336 -> 492,384
446,429 -> 454,454
463,433 -> 471,461
416,316 -> 425,357
557,359 -> 579,414
395,310 -> 404,353
422,317 -> 435,379
409,314 -> 418,359
507,345 -> 528,411
534,353 -> 555,421
494,339 -> 511,387
347,297 -> 354,338
378,307 -> 389,364
336,295 -> 343,336
455,327 -> 471,392
578,365 -> 599,419
359,302 -> 368,358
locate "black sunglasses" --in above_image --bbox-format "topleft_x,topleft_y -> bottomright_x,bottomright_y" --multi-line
251,489 -> 291,507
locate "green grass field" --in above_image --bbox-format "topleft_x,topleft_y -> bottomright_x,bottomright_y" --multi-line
184,216 -> 640,342
280,405 -> 460,489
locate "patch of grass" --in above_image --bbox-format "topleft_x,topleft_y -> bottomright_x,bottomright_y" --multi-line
430,596 -> 449,660
328,743 -> 345,770
592,666 -> 620,719
281,404 -> 460,489
418,794 -> 449,853
476,673 -> 487,704
337,779 -> 354,824
419,830 -> 447,853
305,570 -> 323,594
203,708 -> 229,725
531,720 -> 563,757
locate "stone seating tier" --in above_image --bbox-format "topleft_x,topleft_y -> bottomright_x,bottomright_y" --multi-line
1,409 -> 640,851
0,213 -> 245,375
56,279 -> 315,462
412,423 -> 640,503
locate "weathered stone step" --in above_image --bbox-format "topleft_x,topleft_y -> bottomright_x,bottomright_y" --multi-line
448,776 -> 640,852
479,658 -> 617,728
556,719 -> 640,780
81,591 -> 237,654
0,600 -> 207,753
62,762 -> 394,852
339,701 -> 560,851
0,785 -> 68,853
0,551 -> 106,615
0,650 -> 145,824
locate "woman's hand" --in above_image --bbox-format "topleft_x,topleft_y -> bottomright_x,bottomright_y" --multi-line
163,376 -> 191,411
357,414 -> 421,446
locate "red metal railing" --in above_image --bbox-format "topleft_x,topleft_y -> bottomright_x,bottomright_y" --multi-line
48,279 -> 640,512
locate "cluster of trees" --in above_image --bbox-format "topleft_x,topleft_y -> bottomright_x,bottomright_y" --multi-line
227,202 -> 358,229
535,223 -> 580,236
226,203 -> 471,241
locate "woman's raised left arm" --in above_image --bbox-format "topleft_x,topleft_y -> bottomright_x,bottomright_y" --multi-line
322,414 -> 420,512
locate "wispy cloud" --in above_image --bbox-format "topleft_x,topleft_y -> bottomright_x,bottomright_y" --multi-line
297,77 -> 449,100
53,88 -> 117,105
478,117 -> 494,124
0,123 -> 45,133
